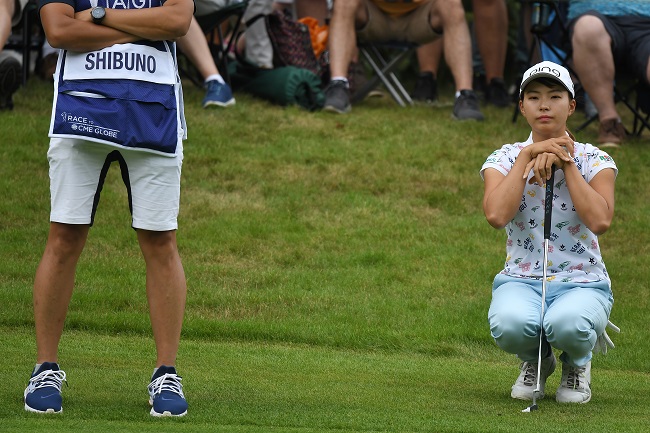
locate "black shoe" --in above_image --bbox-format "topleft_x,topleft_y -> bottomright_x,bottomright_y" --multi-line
0,52 -> 21,110
485,78 -> 511,107
411,72 -> 438,104
323,79 -> 351,114
453,90 -> 484,121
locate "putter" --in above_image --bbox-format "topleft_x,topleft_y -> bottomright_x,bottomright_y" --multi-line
522,167 -> 555,413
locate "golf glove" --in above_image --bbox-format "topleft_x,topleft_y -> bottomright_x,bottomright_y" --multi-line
593,320 -> 620,355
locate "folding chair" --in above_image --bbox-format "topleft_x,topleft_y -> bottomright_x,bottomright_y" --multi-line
179,0 -> 249,87
352,41 -> 417,107
576,79 -> 650,138
4,0 -> 46,85
633,82 -> 650,136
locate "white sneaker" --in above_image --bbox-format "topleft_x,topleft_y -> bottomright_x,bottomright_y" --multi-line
556,361 -> 591,403
511,352 -> 556,400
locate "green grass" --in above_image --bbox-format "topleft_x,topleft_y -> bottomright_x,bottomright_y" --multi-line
1,78 -> 649,432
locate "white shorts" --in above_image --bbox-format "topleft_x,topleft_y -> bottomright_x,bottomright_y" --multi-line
47,137 -> 183,231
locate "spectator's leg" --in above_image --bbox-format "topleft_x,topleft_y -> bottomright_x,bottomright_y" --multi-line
571,15 -> 618,122
0,0 -> 15,47
412,40 -> 443,103
177,17 -> 220,80
177,17 -> 235,108
137,229 -> 187,367
416,39 -> 443,75
328,0 -> 366,79
429,0 -> 473,91
472,0 -> 507,83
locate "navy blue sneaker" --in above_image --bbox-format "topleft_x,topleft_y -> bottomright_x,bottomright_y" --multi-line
202,80 -> 235,108
24,362 -> 67,414
148,366 -> 188,417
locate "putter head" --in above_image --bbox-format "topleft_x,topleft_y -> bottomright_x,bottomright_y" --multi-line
522,389 -> 541,412
522,403 -> 538,413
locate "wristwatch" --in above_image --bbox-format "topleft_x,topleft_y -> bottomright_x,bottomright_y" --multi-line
91,6 -> 106,24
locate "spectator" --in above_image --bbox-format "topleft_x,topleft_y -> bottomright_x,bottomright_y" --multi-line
412,0 -> 509,108
569,0 -> 650,147
25,0 -> 193,417
177,15 -> 235,108
323,0 -> 484,121
0,0 -> 29,109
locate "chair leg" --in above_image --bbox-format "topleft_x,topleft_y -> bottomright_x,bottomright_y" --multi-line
575,114 -> 598,133
21,6 -> 31,85
356,45 -> 413,107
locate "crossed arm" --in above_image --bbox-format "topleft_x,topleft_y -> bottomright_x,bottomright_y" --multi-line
40,0 -> 194,52
483,137 -> 615,235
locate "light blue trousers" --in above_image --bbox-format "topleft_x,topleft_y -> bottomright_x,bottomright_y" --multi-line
488,274 -> 613,367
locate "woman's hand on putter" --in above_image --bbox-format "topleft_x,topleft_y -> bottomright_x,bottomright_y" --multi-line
524,137 -> 574,186
525,137 -> 574,165
525,153 -> 560,186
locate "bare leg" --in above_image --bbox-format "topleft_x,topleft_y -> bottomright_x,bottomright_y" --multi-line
176,16 -> 219,80
430,0 -> 473,91
0,0 -> 16,47
137,229 -> 186,367
416,39 -> 444,75
34,223 -> 89,363
571,15 -> 618,122
472,0 -> 507,82
328,0 -> 366,78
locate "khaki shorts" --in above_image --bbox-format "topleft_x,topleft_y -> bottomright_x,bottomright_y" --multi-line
356,0 -> 442,44
48,138 -> 183,232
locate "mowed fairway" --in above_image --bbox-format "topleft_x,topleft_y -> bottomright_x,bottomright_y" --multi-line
1,79 -> 649,432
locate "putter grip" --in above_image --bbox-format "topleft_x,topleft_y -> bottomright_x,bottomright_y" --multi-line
544,168 -> 555,240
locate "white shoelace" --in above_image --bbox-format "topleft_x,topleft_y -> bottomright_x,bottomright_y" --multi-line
28,369 -> 67,393
565,366 -> 586,389
521,362 -> 537,386
148,373 -> 185,399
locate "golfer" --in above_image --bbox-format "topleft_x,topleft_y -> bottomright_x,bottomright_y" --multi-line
480,61 -> 617,404
24,0 -> 194,416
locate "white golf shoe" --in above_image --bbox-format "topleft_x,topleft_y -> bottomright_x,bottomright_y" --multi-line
511,352 -> 557,400
556,361 -> 591,403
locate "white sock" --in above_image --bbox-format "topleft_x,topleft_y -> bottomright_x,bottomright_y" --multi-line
205,74 -> 225,85
331,76 -> 349,87
33,363 -> 42,374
